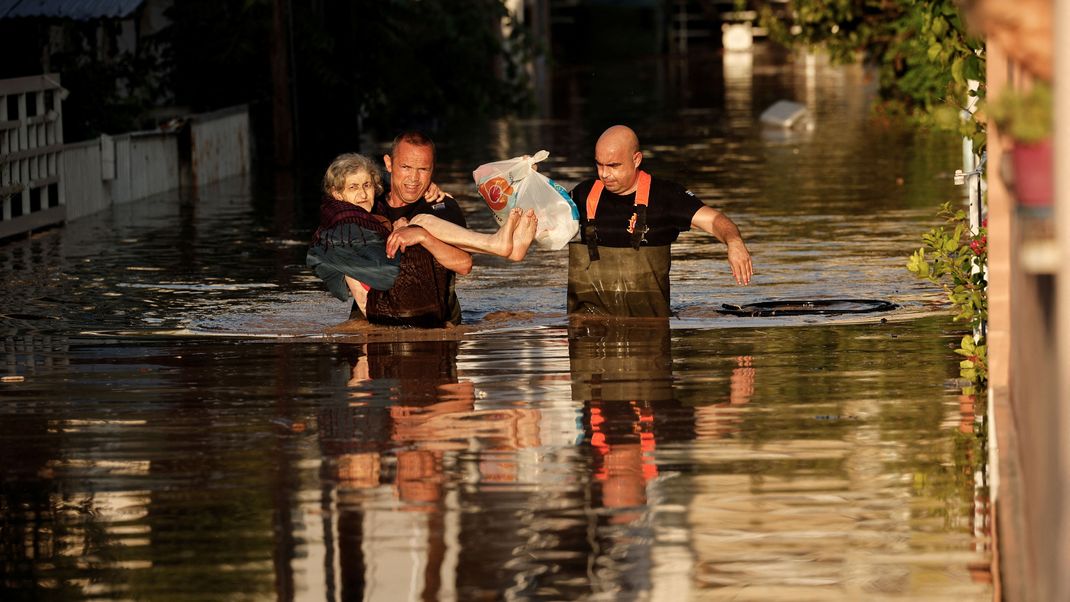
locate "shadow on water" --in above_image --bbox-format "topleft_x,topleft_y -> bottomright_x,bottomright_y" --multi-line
0,49 -> 989,599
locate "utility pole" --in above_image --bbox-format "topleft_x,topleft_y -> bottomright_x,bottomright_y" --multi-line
270,0 -> 295,167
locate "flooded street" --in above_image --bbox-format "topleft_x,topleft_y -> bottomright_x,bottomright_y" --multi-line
1,50 -> 990,599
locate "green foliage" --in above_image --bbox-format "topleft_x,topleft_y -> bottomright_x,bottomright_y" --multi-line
161,0 -> 536,150
987,81 -> 1052,143
344,0 -> 535,132
45,21 -> 169,139
761,0 -> 986,149
906,202 -> 988,387
160,0 -> 273,113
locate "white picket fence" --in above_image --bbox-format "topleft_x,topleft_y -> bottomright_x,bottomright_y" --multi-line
0,73 -> 252,239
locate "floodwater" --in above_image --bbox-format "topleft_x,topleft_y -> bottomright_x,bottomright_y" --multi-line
1,50 -> 990,599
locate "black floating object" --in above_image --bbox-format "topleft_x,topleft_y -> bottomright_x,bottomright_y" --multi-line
718,299 -> 898,317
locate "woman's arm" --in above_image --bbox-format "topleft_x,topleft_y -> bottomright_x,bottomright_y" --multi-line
408,208 -> 537,262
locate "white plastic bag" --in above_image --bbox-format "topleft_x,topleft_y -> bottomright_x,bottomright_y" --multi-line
472,150 -> 579,251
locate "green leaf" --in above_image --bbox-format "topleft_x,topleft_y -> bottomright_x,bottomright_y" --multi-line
964,54 -> 984,81
928,43 -> 942,62
960,334 -> 975,352
951,56 -> 965,85
932,17 -> 948,37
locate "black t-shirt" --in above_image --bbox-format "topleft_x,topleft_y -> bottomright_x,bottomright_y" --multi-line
570,177 -> 704,247
377,195 -> 467,229
373,193 -> 467,325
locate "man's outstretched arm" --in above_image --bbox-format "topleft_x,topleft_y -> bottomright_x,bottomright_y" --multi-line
385,226 -> 473,275
691,206 -> 753,285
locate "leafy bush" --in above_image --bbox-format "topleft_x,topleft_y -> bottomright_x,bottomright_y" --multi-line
986,82 -> 1052,143
907,202 -> 988,387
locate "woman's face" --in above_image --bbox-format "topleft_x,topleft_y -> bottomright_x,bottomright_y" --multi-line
332,170 -> 376,208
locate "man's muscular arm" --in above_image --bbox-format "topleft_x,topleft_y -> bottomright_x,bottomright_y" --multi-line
691,206 -> 753,285
385,226 -> 473,275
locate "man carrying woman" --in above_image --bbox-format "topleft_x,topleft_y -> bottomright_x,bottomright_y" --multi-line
307,132 -> 537,328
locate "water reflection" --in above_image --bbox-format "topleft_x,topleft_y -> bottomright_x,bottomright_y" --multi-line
0,317 -> 989,599
571,320 -> 678,519
317,340 -> 547,600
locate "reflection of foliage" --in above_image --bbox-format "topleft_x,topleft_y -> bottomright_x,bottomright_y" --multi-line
907,202 -> 988,388
761,0 -> 985,149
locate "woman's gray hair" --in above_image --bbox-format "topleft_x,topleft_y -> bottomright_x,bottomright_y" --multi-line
323,153 -> 384,197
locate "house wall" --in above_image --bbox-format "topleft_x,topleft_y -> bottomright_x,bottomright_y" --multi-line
1,79 -> 251,238
986,6 -> 1069,598
190,105 -> 251,188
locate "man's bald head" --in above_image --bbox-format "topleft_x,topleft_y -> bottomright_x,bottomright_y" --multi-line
596,125 -> 640,155
594,125 -> 643,194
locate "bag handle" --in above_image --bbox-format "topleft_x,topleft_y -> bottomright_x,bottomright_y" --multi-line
505,150 -> 550,183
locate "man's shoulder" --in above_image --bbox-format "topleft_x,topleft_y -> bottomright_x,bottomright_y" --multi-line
648,176 -> 698,201
570,178 -> 599,198
648,175 -> 685,192
420,196 -> 467,226
422,195 -> 463,214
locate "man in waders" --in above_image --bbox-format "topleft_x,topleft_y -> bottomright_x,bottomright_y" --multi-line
568,125 -> 753,317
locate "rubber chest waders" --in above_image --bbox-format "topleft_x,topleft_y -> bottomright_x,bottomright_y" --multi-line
567,171 -> 672,317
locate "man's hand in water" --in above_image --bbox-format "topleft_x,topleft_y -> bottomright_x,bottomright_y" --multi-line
386,225 -> 428,258
424,183 -> 453,203
726,240 -> 753,286
691,206 -> 753,286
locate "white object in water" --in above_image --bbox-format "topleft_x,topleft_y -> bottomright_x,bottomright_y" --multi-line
760,100 -> 808,128
722,23 -> 753,52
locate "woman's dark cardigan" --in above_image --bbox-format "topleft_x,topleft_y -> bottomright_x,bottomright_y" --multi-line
306,197 -> 453,327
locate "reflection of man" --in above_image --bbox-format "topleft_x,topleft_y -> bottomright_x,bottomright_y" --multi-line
692,355 -> 756,438
568,125 -> 753,317
321,340 -> 541,501
569,320 -> 680,524
569,322 -> 757,518
318,340 -> 544,600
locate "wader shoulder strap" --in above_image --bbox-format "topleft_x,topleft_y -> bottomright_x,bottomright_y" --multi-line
583,172 -> 652,256
586,180 -> 606,220
584,180 -> 605,260
584,171 -> 651,219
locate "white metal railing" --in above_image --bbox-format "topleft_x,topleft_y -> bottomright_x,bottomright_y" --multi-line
0,74 -> 66,239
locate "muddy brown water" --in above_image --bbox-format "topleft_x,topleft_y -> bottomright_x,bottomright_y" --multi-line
1,51 -> 989,600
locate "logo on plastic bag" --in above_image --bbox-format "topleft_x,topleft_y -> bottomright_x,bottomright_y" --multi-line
548,178 -> 580,219
478,177 -> 514,212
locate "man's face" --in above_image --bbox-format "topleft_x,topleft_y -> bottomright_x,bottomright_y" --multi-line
594,140 -> 641,195
331,170 -> 375,208
385,141 -> 434,205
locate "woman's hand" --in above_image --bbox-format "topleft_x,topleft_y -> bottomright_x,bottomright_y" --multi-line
385,225 -> 428,258
424,183 -> 453,203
